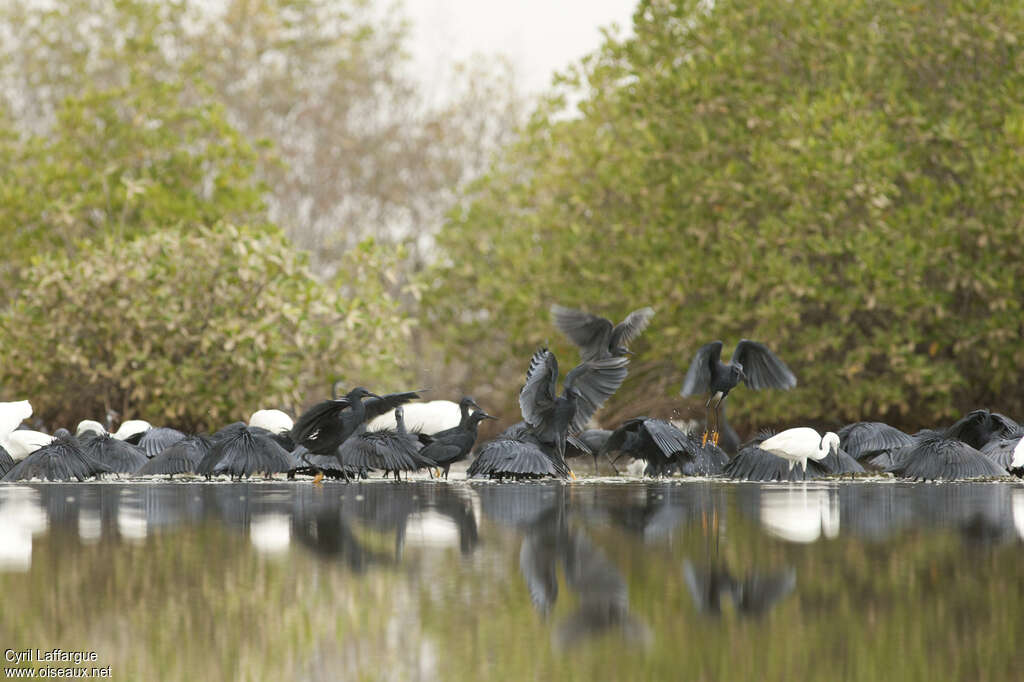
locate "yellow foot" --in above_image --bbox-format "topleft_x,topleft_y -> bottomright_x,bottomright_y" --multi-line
701,431 -> 709,447
569,470 -> 577,481
435,468 -> 442,478
712,432 -> 720,446
313,472 -> 324,485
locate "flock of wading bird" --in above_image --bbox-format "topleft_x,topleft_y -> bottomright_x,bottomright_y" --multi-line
1,304 -> 1023,483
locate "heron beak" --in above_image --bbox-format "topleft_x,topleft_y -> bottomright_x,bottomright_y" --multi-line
481,413 -> 498,420
367,392 -> 382,399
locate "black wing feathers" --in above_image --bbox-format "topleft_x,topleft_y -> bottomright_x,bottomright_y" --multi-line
732,340 -> 797,391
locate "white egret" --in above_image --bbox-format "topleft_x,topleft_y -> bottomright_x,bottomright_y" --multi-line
759,428 -> 840,472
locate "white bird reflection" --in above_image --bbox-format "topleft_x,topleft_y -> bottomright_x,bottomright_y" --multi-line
0,485 -> 48,571
117,489 -> 148,542
1012,488 -> 1024,541
403,511 -> 460,548
759,485 -> 839,543
249,513 -> 292,556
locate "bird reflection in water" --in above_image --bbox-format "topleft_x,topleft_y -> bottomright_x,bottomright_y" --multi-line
758,486 -> 840,543
480,484 -> 650,650
683,561 -> 797,617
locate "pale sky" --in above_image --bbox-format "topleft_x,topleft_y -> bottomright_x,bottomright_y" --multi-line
404,0 -> 636,97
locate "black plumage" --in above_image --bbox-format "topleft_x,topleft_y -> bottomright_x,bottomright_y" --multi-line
196,423 -> 296,479
885,431 -> 1010,481
550,304 -> 655,360
467,434 -> 571,480
138,427 -> 188,458
680,339 -> 796,446
137,435 -> 212,477
564,428 -> 614,473
519,347 -> 629,461
817,446 -> 867,476
2,436 -> 110,482
418,409 -> 496,479
979,436 -> 1023,472
337,406 -> 437,480
837,421 -> 916,464
80,433 -> 149,473
0,444 -> 14,477
291,387 -> 422,455
603,417 -> 726,477
945,409 -> 1020,450
724,436 -> 831,482
293,445 -> 365,480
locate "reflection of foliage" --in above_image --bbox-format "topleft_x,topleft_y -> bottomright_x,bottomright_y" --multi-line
0,226 -> 410,430
427,0 -> 1024,431
0,484 -> 1021,681
0,525 -> 427,681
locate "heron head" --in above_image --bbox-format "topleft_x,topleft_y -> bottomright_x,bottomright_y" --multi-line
732,362 -> 747,382
348,386 -> 380,401
461,396 -> 482,412
823,432 -> 841,458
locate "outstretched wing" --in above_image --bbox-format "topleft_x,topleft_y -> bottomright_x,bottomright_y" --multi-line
603,418 -> 647,455
644,419 -> 699,460
680,341 -> 724,396
732,340 -> 797,391
363,391 -> 424,422
520,348 -> 559,427
609,307 -> 655,351
564,355 -> 630,433
290,398 -> 351,443
550,305 -> 613,361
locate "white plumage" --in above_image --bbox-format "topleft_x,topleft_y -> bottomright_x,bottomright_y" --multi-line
368,400 -> 463,434
0,400 -> 33,437
760,427 -> 840,471
5,431 -> 56,460
113,420 -> 152,440
0,401 -> 53,461
76,420 -> 107,437
1012,437 -> 1024,470
249,409 -> 294,435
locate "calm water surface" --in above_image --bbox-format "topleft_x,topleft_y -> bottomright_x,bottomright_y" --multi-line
1,480 -> 1023,681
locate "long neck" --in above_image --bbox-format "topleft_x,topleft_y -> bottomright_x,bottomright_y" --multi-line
349,398 -> 367,424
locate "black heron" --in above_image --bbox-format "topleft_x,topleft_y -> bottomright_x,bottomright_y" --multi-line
680,340 -> 796,446
550,304 -> 655,360
418,407 -> 496,479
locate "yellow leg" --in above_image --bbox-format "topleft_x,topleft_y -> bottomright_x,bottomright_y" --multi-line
313,471 -> 324,485
712,431 -> 720,446
701,430 -> 709,446
569,470 -> 577,481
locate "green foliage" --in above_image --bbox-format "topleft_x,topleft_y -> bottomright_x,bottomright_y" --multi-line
0,225 -> 410,430
427,0 -> 1024,431
0,0 -> 524,274
0,76 -> 266,292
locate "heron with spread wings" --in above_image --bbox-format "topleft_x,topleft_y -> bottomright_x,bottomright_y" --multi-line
680,340 -> 796,447
550,304 -> 655,361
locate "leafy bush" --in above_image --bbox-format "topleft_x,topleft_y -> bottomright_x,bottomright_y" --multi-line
0,225 -> 411,430
426,0 -> 1024,432
0,76 -> 268,293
